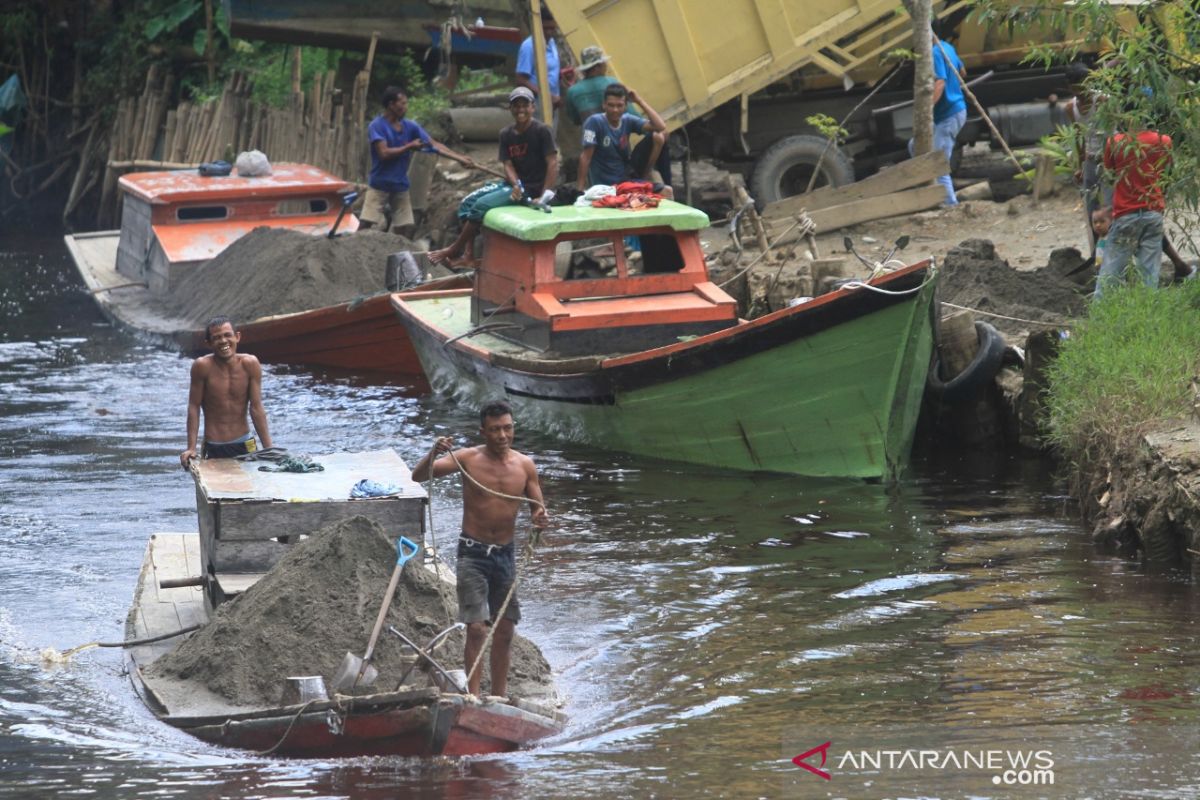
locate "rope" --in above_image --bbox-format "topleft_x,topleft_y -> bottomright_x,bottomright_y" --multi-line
421,441 -> 445,565
254,698 -> 322,756
941,300 -> 1070,328
717,211 -> 816,289
835,272 -> 938,297
45,624 -> 201,662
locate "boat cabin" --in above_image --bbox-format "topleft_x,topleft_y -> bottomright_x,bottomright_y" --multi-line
475,202 -> 738,356
115,163 -> 357,294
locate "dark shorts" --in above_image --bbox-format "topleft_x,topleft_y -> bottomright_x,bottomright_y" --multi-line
456,535 -> 520,625
201,433 -> 257,459
630,133 -> 672,186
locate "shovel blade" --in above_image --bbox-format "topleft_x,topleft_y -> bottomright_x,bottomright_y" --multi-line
331,651 -> 378,692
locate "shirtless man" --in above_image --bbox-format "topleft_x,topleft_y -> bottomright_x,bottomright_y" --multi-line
412,400 -> 548,697
179,316 -> 273,469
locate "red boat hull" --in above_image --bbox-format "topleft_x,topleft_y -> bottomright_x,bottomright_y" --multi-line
177,694 -> 560,758
182,276 -> 471,375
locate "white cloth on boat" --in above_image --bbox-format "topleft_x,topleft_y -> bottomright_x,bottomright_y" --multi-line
574,184 -> 615,206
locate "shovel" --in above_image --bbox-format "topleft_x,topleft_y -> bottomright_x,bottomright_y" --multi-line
332,535 -> 420,692
327,191 -> 359,239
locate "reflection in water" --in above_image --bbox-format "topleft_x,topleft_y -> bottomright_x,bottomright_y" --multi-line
2,235 -> 1200,798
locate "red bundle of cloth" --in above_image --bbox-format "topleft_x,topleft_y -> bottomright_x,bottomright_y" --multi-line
591,180 -> 665,210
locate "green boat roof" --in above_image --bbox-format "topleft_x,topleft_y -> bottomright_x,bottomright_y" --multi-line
482,200 -> 710,241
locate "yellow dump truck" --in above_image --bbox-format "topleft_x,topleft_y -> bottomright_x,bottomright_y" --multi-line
548,0 -> 1094,202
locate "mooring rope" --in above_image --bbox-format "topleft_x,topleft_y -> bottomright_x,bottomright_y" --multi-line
940,300 -> 1070,328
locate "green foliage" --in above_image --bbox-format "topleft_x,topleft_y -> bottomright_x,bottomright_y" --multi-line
1045,281 -> 1200,466
806,113 -> 848,143
973,0 -> 1200,211
0,123 -> 12,136
144,0 -> 200,41
1039,124 -> 1081,178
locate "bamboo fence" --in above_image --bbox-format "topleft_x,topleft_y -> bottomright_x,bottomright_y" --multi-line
83,53 -> 377,228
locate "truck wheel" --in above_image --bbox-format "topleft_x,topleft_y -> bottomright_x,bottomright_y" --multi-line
750,135 -> 855,205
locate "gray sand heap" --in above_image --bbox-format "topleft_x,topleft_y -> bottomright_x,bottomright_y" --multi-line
147,515 -> 553,708
164,228 -> 427,326
939,239 -> 1090,339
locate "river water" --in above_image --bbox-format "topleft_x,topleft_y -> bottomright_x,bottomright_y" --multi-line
2,232 -> 1199,799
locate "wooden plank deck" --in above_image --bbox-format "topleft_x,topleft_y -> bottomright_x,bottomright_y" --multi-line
63,232 -> 196,337
195,449 -> 425,502
126,533 -> 208,668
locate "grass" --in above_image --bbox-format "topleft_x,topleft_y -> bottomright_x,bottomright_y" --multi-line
1046,280 -> 1200,467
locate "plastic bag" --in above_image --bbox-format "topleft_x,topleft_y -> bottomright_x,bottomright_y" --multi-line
235,150 -> 272,177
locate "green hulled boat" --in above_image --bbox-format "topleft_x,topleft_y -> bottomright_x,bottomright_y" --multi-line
391,201 -> 936,480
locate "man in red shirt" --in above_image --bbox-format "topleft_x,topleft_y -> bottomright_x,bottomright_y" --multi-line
1096,125 -> 1172,297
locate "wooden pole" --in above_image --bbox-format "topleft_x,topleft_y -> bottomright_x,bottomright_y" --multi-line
204,0 -> 216,85
529,0 -> 553,123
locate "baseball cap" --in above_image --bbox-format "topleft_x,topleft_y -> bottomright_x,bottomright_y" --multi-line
579,46 -> 610,71
508,86 -> 535,104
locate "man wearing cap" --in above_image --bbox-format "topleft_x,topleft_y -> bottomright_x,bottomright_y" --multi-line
515,8 -> 561,130
362,85 -> 476,235
567,46 -> 672,188
429,87 -> 559,266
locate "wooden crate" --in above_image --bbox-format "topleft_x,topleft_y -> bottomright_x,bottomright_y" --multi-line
193,449 -> 426,608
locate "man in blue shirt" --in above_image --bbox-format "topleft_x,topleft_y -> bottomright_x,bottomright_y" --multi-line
566,46 -> 672,187
515,8 -> 561,131
577,83 -> 670,197
362,86 -> 473,235
908,30 -> 967,205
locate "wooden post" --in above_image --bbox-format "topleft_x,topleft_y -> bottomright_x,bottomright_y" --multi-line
1032,151 -> 1056,203
204,0 -> 216,85
291,46 -> 303,96
938,309 -> 978,378
530,0 -> 553,124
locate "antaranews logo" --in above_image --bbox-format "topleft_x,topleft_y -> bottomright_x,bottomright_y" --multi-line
791,741 -> 832,780
790,742 -> 1055,787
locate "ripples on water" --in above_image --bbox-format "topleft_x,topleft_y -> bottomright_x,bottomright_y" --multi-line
2,235 -> 1200,798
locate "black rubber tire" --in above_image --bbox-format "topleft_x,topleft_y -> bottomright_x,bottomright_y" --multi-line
926,321 -> 1006,404
750,135 -> 855,205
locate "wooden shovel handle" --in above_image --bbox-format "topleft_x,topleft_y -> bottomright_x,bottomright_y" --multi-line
362,562 -> 403,664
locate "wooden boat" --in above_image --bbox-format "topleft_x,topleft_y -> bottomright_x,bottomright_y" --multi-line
125,450 -> 564,757
390,202 -> 937,480
226,0 -> 521,52
64,163 -> 468,375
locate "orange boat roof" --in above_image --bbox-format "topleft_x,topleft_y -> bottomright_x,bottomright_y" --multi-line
152,215 -> 359,264
119,163 -> 352,205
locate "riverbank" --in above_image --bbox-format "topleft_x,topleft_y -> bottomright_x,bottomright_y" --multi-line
1044,281 -> 1200,566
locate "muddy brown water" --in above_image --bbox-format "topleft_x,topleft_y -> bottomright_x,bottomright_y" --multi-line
3,231 -> 1200,799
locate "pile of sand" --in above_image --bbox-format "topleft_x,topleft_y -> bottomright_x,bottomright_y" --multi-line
939,238 -> 1090,339
164,228 -> 423,326
147,516 -> 553,707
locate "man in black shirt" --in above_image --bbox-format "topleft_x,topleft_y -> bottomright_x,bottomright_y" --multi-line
430,87 -> 559,266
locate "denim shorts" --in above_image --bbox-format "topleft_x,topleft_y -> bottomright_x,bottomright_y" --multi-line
456,536 -> 520,625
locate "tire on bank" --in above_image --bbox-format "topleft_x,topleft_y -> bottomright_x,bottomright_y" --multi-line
926,321 -> 1007,405
750,135 -> 855,205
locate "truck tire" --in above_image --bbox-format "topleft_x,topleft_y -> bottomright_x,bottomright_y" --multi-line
926,321 -> 1006,404
750,135 -> 855,205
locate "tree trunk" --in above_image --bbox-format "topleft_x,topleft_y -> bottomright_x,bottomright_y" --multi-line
906,0 -> 935,156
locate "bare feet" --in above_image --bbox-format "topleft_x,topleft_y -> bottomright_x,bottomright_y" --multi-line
428,246 -> 457,265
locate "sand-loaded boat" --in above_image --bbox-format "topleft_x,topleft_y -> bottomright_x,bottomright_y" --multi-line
390,202 -> 937,480
65,163 -> 467,376
125,449 -> 563,757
